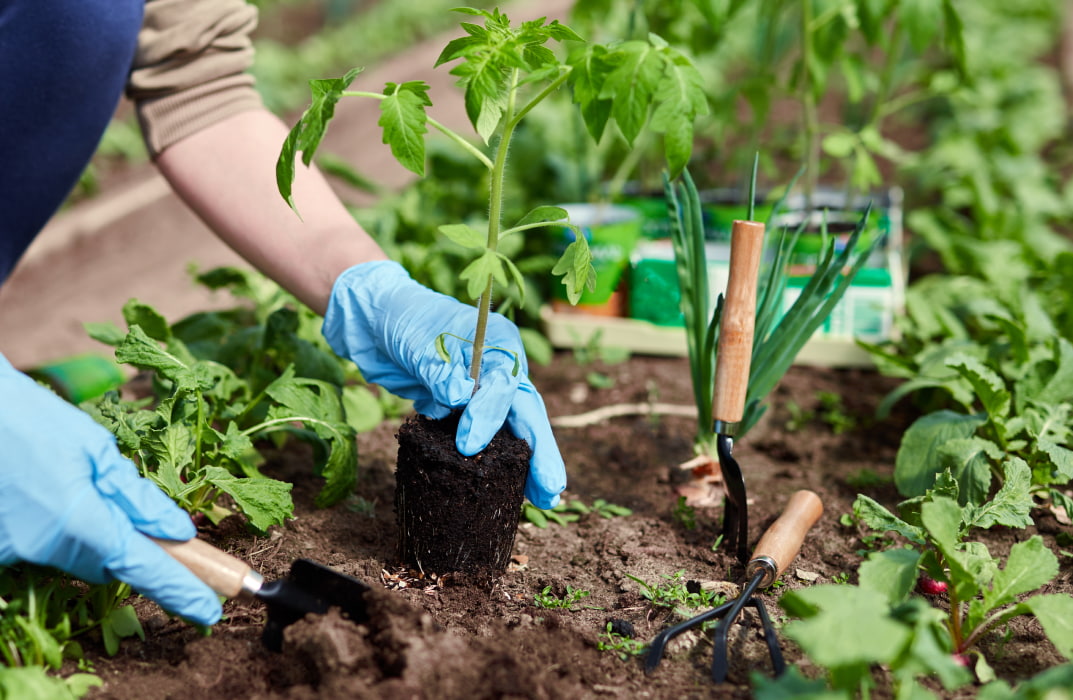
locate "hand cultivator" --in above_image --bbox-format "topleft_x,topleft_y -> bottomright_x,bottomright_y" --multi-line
713,219 -> 766,563
645,489 -> 824,683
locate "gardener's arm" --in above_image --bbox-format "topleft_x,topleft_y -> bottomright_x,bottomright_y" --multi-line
154,109 -> 387,315
131,0 -> 386,315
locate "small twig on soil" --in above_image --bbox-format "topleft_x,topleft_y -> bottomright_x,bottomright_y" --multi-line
550,402 -> 697,428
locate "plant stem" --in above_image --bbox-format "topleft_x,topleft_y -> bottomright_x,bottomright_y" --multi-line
194,390 -> 205,472
800,0 -> 819,205
241,415 -> 343,438
470,69 -> 522,388
947,571 -> 965,651
605,126 -> 651,202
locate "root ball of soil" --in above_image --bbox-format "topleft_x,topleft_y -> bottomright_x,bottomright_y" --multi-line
394,413 -> 530,575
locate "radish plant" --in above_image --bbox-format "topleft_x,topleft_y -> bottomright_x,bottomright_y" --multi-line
768,478 -> 1073,695
277,6 -> 706,385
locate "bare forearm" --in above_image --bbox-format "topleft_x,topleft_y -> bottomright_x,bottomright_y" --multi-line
154,109 -> 387,315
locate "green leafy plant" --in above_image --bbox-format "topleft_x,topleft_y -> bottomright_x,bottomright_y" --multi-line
85,300 -> 357,531
801,464 -> 1073,691
0,666 -> 101,700
783,399 -> 815,433
521,497 -> 632,528
173,265 -> 407,433
596,621 -> 648,661
862,274 -> 1073,515
568,328 -> 630,389
775,481 -> 1073,695
533,585 -> 594,611
625,570 -> 725,619
670,495 -> 696,530
277,6 -> 705,390
570,0 -> 965,198
817,390 -> 856,435
0,565 -> 142,692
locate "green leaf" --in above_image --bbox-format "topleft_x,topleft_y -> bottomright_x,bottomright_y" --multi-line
853,494 -> 926,544
921,497 -> 995,600
65,673 -> 104,698
551,237 -> 595,305
84,321 -> 127,347
523,503 -> 549,528
341,384 -> 385,433
261,367 -> 357,507
216,422 -> 261,473
983,536 -> 1058,612
203,467 -> 294,532
0,667 -> 96,700
646,47 -> 707,176
264,367 -> 344,424
963,458 -> 1034,531
781,585 -> 911,667
601,40 -> 663,145
823,131 -> 857,159
935,437 -> 996,506
519,327 -> 553,366
312,428 -> 358,508
379,81 -> 432,176
143,420 -> 196,498
277,67 -> 363,211
1023,594 -> 1073,660
439,222 -> 488,249
121,300 -> 172,343
105,605 -> 144,645
460,249 -> 507,300
946,354 -> 1010,420
567,43 -> 613,142
859,548 -> 922,605
891,597 -> 973,691
752,665 -> 839,699
435,333 -> 453,363
1038,439 -> 1073,481
514,205 -> 568,228
435,12 -> 521,141
1036,337 -> 1073,406
114,325 -> 196,388
894,411 -> 988,498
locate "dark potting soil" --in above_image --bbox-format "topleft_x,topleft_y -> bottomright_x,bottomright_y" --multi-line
395,412 -> 530,575
80,355 -> 1071,699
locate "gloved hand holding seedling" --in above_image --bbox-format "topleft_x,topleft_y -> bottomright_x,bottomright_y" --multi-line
277,5 -> 706,404
275,7 -> 706,573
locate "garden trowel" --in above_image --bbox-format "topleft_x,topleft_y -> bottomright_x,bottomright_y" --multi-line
153,536 -> 370,651
713,219 -> 765,564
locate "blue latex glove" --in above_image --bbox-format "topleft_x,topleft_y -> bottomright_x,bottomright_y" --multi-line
0,355 -> 221,625
323,261 -> 567,508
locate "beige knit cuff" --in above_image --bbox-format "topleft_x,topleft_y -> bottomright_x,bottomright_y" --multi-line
136,74 -> 264,158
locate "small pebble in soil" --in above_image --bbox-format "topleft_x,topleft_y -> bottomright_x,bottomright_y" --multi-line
607,618 -> 636,638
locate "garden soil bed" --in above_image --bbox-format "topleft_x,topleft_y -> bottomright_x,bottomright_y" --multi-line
79,354 -> 1070,699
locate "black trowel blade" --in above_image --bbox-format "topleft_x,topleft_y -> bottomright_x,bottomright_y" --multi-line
259,559 -> 371,651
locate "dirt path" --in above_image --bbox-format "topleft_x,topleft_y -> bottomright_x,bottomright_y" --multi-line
0,0 -> 572,370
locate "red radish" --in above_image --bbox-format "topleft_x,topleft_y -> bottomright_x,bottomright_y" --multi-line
918,575 -> 948,595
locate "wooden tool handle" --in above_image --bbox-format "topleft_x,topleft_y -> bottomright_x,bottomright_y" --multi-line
713,220 -> 765,424
151,537 -> 260,599
749,490 -> 823,583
